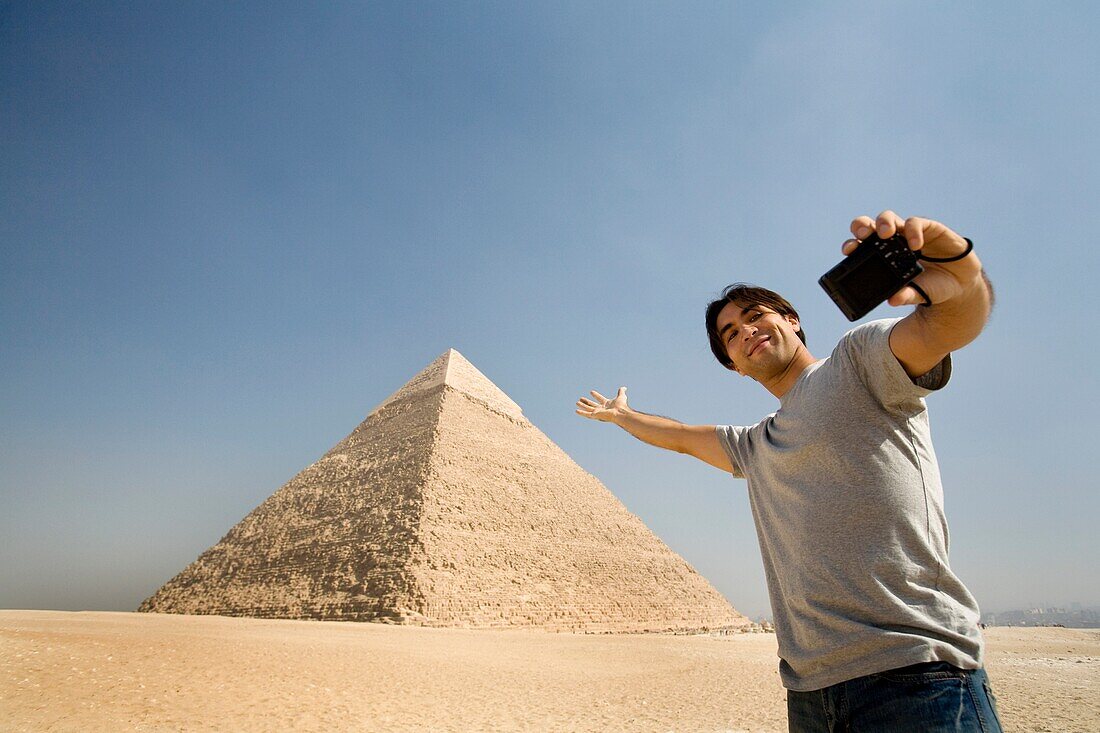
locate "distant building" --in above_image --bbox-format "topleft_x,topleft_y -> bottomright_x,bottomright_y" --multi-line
981,606 -> 1100,628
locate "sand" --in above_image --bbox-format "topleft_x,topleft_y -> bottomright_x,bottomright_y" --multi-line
2,610 -> 1097,732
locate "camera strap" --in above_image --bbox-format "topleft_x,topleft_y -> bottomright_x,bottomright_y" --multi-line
910,282 -> 934,308
911,238 -> 973,307
917,237 -> 974,263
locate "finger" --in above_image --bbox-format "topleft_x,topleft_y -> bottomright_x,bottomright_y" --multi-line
850,215 -> 875,239
577,398 -> 598,408
616,386 -> 627,399
902,216 -> 928,252
875,210 -> 905,239
909,218 -> 968,260
841,238 -> 859,256
590,390 -> 608,403
886,285 -> 923,307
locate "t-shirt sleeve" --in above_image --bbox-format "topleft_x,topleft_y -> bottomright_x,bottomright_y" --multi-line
840,318 -> 952,410
714,424 -> 748,479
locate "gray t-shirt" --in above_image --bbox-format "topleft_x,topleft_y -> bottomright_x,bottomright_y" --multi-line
716,318 -> 983,692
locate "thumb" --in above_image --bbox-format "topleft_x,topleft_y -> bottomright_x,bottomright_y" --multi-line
616,386 -> 627,400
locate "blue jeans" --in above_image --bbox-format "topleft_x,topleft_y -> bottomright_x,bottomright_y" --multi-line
786,662 -> 1004,732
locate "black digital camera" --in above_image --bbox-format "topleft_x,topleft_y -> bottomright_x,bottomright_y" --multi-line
818,233 -> 923,322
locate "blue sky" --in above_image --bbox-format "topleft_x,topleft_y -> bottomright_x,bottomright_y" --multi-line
2,1 -> 1097,621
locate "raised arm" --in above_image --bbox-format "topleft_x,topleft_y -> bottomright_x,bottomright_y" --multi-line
575,387 -> 733,473
844,211 -> 994,379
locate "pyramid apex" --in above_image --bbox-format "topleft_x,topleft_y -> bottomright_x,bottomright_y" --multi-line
372,348 -> 525,420
440,347 -> 463,369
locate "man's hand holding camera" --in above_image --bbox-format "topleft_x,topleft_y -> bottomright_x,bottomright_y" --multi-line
846,210 -> 993,379
842,210 -> 986,309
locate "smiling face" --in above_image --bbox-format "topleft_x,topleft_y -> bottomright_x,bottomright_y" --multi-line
714,301 -> 805,379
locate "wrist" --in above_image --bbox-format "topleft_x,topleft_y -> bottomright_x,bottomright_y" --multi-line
608,405 -> 632,425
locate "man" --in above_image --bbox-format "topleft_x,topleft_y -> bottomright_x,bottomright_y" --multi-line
576,211 -> 1003,732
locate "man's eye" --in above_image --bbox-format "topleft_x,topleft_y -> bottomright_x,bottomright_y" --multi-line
727,331 -> 737,343
750,312 -> 762,322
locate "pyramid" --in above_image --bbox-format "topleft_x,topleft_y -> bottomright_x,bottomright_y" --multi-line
140,350 -> 749,633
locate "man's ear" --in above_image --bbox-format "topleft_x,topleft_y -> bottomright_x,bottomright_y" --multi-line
785,314 -> 801,332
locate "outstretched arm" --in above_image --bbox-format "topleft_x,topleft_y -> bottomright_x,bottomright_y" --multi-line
575,387 -> 733,473
843,211 -> 994,379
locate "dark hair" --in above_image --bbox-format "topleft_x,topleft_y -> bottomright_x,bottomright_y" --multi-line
705,283 -> 806,369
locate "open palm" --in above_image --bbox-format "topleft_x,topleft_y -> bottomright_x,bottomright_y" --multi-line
575,387 -> 628,422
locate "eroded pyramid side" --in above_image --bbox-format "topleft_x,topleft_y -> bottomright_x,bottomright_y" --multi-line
138,385 -> 444,621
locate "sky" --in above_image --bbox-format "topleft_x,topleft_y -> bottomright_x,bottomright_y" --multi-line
2,1 -> 1098,622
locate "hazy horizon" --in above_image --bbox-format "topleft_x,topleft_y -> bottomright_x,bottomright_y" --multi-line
3,2 -> 1098,622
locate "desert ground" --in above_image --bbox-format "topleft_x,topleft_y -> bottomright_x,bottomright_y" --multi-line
2,610 -> 1097,732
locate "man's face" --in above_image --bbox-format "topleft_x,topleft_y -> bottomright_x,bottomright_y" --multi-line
714,301 -> 803,379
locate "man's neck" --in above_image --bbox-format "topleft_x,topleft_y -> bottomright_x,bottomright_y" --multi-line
758,346 -> 817,399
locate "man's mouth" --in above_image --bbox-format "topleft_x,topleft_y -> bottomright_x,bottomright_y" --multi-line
748,336 -> 770,356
